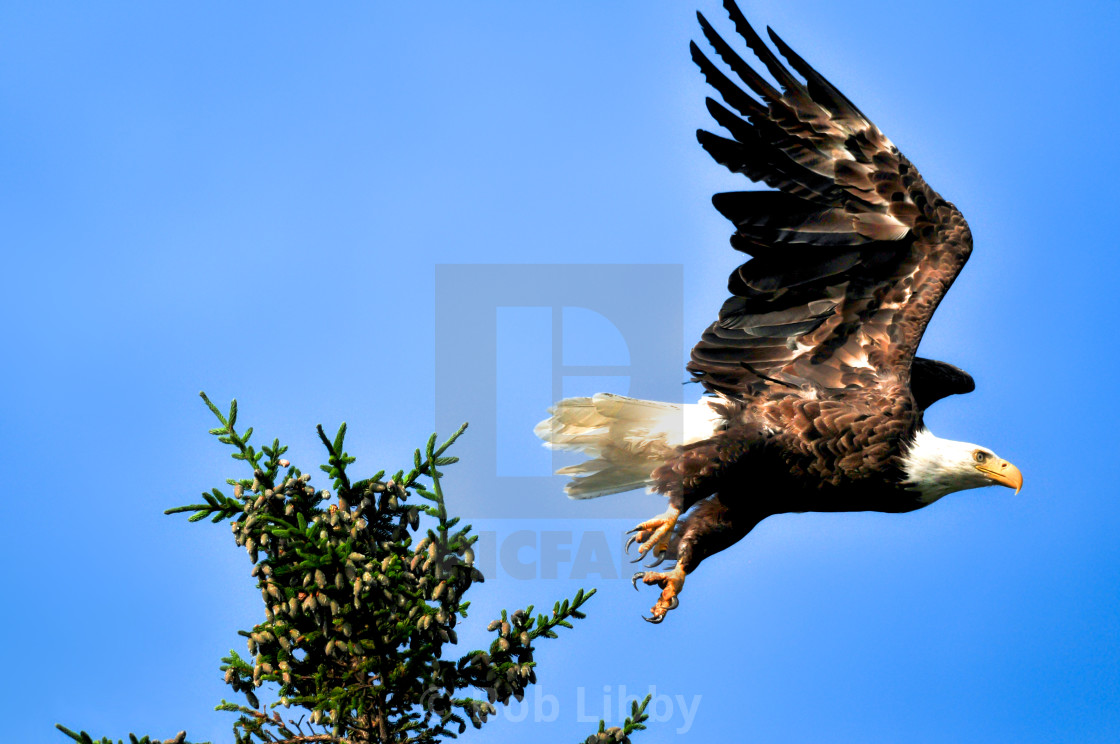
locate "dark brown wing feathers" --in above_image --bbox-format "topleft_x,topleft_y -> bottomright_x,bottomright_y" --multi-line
688,0 -> 973,399
910,357 -> 975,411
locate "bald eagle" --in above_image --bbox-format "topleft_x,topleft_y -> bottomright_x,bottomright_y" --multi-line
535,0 -> 1023,623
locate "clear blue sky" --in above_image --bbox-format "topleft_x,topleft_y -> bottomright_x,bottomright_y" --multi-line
4,2 -> 1119,742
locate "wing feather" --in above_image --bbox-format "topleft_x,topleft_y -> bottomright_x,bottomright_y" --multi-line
688,0 -> 973,398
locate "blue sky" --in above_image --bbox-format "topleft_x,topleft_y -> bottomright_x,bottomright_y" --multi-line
4,2 -> 1120,742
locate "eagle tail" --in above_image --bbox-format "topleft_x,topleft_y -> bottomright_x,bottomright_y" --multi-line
534,393 -> 722,499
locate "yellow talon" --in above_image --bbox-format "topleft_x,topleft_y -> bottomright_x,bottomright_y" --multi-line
633,564 -> 686,623
625,507 -> 681,561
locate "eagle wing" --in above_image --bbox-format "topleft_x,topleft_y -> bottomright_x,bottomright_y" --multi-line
687,1 -> 973,398
909,357 -> 975,412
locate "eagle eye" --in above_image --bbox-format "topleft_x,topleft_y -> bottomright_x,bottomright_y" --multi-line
973,451 -> 988,463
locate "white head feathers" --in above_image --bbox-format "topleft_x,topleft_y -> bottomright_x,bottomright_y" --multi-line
901,428 -> 1023,504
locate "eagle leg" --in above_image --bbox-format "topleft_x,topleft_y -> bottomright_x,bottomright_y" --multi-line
624,506 -> 681,562
632,564 -> 687,623
630,497 -> 770,624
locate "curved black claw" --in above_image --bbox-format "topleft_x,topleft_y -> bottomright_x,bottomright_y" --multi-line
643,613 -> 665,624
624,534 -> 639,555
646,551 -> 667,568
632,571 -> 645,591
666,595 -> 679,611
625,525 -> 642,535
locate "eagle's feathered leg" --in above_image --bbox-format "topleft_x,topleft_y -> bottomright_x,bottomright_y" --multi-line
633,495 -> 768,622
625,443 -> 721,561
629,416 -> 758,562
675,496 -> 767,573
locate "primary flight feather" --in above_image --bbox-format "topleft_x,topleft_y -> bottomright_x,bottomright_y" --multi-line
536,0 -> 1022,623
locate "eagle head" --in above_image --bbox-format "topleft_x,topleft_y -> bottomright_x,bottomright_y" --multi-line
901,428 -> 1023,504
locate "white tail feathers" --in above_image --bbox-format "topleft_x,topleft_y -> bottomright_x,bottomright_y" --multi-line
534,393 -> 723,499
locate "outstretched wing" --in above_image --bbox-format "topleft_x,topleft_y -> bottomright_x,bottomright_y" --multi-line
687,0 -> 973,398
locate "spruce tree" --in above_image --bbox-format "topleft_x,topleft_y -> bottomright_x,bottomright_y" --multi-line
56,393 -> 650,744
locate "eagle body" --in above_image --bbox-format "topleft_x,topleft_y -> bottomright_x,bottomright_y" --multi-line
680,386 -> 922,516
535,0 -> 1023,622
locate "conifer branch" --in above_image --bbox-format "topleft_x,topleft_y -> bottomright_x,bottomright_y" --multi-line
582,694 -> 652,743
59,395 -> 647,743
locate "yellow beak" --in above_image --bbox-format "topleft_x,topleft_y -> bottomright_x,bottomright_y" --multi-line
977,459 -> 1023,494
